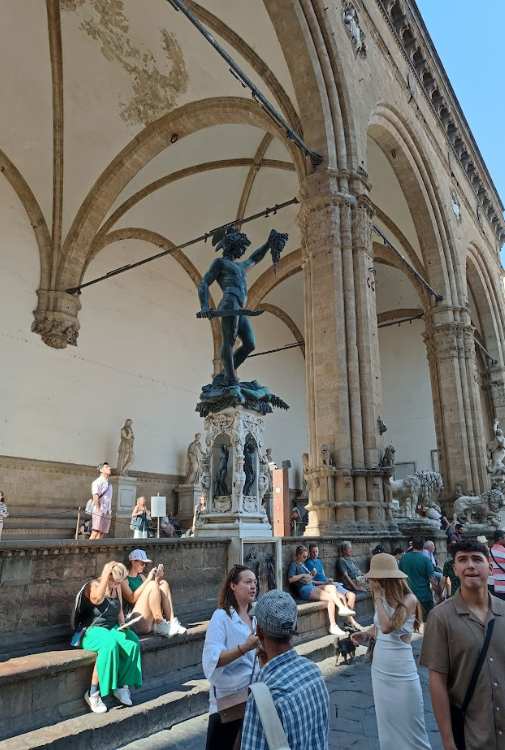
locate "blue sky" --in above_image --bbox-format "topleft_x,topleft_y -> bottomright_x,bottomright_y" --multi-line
416,0 -> 505,210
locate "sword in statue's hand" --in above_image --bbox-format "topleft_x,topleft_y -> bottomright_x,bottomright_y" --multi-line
196,308 -> 265,319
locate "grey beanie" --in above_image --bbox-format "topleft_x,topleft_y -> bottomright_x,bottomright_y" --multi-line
255,590 -> 298,638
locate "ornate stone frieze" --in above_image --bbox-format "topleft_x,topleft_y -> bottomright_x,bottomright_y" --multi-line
375,0 -> 505,244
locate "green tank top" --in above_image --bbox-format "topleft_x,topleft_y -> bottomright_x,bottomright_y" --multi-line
127,575 -> 143,593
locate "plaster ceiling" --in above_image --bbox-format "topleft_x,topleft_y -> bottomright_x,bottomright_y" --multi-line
1,0 -> 430,354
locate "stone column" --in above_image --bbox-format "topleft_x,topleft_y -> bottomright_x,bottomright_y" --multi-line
424,307 -> 488,497
299,171 -> 354,534
352,193 -> 387,523
299,173 -> 390,534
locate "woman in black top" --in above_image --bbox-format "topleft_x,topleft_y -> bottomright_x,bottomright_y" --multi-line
78,561 -> 142,714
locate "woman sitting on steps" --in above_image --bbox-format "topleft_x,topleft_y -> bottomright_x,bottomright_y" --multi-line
120,548 -> 186,637
288,544 -> 361,637
76,561 -> 142,714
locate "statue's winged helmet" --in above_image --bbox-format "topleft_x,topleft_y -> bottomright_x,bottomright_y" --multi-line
212,224 -> 251,253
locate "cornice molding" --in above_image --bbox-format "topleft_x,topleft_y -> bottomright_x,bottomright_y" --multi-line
374,0 -> 505,244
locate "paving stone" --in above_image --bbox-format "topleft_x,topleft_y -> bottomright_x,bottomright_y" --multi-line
119,640 -> 443,749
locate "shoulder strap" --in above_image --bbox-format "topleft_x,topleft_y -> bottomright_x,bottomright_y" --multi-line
249,682 -> 290,750
461,618 -> 495,712
490,548 -> 505,574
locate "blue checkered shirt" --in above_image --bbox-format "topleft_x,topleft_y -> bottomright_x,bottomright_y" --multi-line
240,649 -> 329,750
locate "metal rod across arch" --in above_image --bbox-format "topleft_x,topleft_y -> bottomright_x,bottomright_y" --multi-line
65,196 -> 300,295
372,224 -> 444,302
164,0 -> 322,168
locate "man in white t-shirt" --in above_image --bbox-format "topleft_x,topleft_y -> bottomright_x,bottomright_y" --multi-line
89,462 -> 113,540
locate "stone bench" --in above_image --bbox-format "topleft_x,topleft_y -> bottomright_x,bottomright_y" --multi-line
0,597 -> 373,742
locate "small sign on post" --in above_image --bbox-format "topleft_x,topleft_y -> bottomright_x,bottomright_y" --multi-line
150,494 -> 166,538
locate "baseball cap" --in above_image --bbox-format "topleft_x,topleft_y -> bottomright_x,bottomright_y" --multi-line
255,590 -> 298,639
128,548 -> 152,563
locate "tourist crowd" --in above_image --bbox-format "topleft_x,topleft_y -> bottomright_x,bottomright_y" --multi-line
67,469 -> 505,750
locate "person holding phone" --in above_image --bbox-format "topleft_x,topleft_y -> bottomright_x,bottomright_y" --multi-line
78,561 -> 142,714
121,549 -> 186,637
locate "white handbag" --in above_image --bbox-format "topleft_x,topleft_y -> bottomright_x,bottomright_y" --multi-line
249,682 -> 290,750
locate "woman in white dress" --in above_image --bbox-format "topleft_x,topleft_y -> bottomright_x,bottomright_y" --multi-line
353,553 -> 431,750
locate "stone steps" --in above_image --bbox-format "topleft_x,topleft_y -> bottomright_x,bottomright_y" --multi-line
0,597 -> 373,745
1,509 -> 78,540
1,634 -> 339,750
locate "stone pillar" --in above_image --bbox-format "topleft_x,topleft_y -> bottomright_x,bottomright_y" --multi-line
352,193 -> 387,523
300,173 -> 390,534
424,307 -> 488,498
299,171 -> 353,534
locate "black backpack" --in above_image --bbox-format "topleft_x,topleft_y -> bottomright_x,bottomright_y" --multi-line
71,580 -> 92,633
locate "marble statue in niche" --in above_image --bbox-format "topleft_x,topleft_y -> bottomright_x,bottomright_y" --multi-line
342,2 -> 367,58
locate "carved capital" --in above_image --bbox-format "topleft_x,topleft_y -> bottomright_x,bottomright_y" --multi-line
32,290 -> 81,349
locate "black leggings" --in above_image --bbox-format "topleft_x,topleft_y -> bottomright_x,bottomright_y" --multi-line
205,713 -> 242,750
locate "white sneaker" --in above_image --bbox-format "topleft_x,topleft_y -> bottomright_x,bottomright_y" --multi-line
113,686 -> 133,706
337,606 -> 356,617
329,624 -> 347,638
153,618 -> 171,637
84,690 -> 107,714
169,617 -> 187,637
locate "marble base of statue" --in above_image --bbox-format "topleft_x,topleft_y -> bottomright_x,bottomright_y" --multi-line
194,405 -> 274,565
175,483 -> 203,527
110,474 -> 138,538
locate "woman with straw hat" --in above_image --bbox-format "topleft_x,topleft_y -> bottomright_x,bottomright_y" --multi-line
352,553 -> 431,749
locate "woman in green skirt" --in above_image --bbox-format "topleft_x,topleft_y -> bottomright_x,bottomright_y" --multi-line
80,561 -> 142,713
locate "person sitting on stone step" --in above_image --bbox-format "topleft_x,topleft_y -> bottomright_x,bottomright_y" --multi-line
77,561 -> 142,714
287,544 -> 359,637
120,548 -> 186,637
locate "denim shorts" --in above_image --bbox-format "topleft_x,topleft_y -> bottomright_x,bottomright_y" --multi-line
298,583 -> 316,600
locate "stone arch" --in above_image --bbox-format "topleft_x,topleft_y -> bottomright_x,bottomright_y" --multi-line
59,97 -> 307,289
466,246 -> 505,366
92,227 -> 222,362
257,302 -> 305,357
368,104 -> 458,304
0,147 -> 52,289
264,0 -> 357,171
248,248 -> 303,309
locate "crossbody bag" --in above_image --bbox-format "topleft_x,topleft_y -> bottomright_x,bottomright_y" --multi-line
85,485 -> 108,515
450,618 -> 495,750
249,682 -> 290,750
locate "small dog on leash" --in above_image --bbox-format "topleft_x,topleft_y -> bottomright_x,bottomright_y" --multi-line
335,635 -> 356,665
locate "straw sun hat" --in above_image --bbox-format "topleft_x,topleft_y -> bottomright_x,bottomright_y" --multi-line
365,553 -> 408,580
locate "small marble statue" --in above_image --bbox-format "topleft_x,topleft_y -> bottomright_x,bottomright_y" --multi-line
184,433 -> 204,484
214,444 -> 230,496
453,483 -> 505,527
243,440 -> 256,496
343,3 -> 366,57
487,419 -> 505,477
116,418 -> 134,475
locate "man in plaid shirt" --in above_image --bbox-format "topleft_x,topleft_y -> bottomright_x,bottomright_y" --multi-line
241,590 -> 329,750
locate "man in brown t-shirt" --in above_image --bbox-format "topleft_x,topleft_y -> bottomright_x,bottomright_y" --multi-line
420,540 -> 505,750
